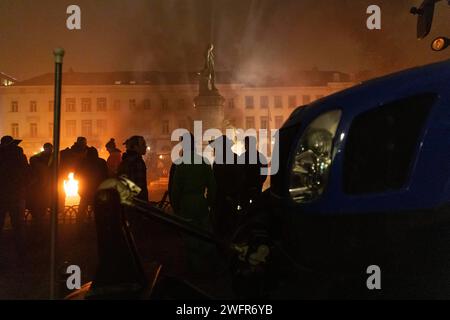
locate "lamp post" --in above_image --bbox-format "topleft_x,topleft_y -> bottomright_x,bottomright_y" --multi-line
50,48 -> 64,299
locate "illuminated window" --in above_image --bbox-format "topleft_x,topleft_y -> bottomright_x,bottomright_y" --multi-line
81,98 -> 92,112
11,101 -> 18,112
97,119 -> 107,136
81,120 -> 92,137
11,123 -> 19,137
260,116 -> 268,129
245,96 -> 254,109
288,95 -> 297,108
30,101 -> 37,112
228,98 -> 235,109
97,98 -> 107,112
66,98 -> 76,112
30,123 -> 38,138
66,120 -> 76,137
274,96 -> 283,108
245,116 -> 255,129
129,99 -> 136,111
275,116 -> 284,128
260,96 -> 269,109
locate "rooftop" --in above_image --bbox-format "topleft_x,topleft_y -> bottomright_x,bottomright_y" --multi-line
14,69 -> 353,87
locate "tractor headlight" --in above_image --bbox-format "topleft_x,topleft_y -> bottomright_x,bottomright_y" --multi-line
289,110 -> 342,203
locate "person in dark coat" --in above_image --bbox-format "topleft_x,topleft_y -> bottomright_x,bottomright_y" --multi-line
212,135 -> 244,240
75,147 -> 108,225
105,138 -> 122,177
238,136 -> 268,203
0,136 -> 30,252
28,142 -> 53,242
117,136 -> 149,202
171,132 -> 217,275
60,137 -> 88,214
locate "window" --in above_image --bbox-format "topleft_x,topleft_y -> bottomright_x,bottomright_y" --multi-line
49,101 -> 54,112
162,120 -> 170,135
81,120 -> 92,137
11,101 -> 18,112
66,98 -> 76,112
302,95 -> 311,104
245,116 -> 255,129
49,123 -> 53,138
30,101 -> 37,112
11,123 -> 19,137
228,98 -> 235,109
274,96 -> 283,109
113,99 -> 121,111
162,98 -> 169,110
288,95 -> 297,108
260,116 -> 268,129
81,98 -> 92,112
97,119 -> 107,136
343,93 -> 436,195
260,96 -> 269,109
275,116 -> 284,128
129,99 -> 136,111
144,99 -> 151,110
66,120 -> 76,137
245,96 -> 254,109
97,98 -> 107,112
30,123 -> 38,138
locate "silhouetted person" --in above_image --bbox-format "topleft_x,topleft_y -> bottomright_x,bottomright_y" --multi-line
171,132 -> 217,275
212,135 -> 244,240
118,136 -> 149,201
105,138 -> 122,177
168,133 -> 192,209
60,137 -> 89,214
28,142 -> 53,242
0,136 -> 30,253
238,136 -> 268,203
75,147 -> 108,226
61,137 -> 88,177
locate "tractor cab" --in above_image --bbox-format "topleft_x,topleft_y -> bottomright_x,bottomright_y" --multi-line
269,59 -> 450,298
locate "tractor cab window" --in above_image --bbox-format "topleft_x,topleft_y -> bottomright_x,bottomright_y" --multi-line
343,93 -> 436,194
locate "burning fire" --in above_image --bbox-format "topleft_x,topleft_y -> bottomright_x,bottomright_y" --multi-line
63,173 -> 80,207
64,173 -> 79,197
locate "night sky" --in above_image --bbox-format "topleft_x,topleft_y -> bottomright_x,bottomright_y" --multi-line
0,0 -> 448,81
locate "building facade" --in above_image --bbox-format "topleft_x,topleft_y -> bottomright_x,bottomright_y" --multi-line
0,70 -> 355,158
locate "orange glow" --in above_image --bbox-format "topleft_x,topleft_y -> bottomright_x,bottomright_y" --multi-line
64,173 -> 80,206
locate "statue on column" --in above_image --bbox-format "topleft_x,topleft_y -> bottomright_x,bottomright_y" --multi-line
199,43 -> 218,95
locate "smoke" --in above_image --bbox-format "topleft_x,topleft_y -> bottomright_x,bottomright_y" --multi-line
0,0 -> 448,82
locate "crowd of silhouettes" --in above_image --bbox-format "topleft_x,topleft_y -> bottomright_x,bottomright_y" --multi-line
0,132 -> 268,277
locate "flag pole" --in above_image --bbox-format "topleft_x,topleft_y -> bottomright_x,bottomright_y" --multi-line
50,48 -> 65,299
